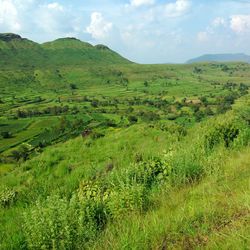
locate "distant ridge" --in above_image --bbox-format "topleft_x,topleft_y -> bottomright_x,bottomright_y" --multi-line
187,53 -> 250,64
0,33 -> 23,42
0,33 -> 131,67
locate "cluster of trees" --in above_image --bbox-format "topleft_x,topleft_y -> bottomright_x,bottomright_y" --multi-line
1,131 -> 12,139
10,144 -> 31,162
15,105 -> 77,118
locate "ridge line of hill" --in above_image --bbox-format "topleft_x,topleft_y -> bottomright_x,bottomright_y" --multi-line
0,33 -> 132,67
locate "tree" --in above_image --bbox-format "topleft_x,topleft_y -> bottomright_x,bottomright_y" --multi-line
91,100 -> 99,108
199,96 -> 208,105
204,107 -> 214,116
11,144 -> 30,162
69,83 -> 77,90
128,115 -> 138,124
193,67 -> 202,74
195,110 -> 205,122
1,131 -> 12,139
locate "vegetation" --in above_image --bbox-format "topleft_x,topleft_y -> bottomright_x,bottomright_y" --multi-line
0,33 -> 249,249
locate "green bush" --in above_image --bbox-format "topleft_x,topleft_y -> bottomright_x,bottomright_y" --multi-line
0,188 -> 16,207
107,184 -> 148,219
205,122 -> 240,151
77,178 -> 150,222
1,131 -> 12,138
77,180 -> 109,229
23,195 -> 98,249
130,158 -> 172,187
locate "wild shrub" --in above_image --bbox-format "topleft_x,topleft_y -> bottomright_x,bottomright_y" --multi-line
158,122 -> 187,138
91,131 -> 105,140
77,179 -> 149,221
128,115 -> 138,124
0,188 -> 16,207
107,184 -> 148,219
77,180 -> 109,229
23,195 -> 98,249
1,131 -> 12,138
130,157 -> 172,187
205,122 -> 240,151
11,144 -> 31,162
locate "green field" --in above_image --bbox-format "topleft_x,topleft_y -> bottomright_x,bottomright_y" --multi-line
0,33 -> 249,249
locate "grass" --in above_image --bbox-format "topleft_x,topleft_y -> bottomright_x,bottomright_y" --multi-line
91,148 -> 250,250
0,100 -> 249,249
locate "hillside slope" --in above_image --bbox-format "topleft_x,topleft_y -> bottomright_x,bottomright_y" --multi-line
0,33 -> 130,68
0,94 -> 249,249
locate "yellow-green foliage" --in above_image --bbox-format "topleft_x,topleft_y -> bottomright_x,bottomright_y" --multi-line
130,157 -> 172,186
0,188 -> 16,207
23,195 -> 101,249
107,184 -> 147,219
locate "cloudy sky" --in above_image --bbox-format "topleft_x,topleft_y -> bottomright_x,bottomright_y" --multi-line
1,0 -> 250,63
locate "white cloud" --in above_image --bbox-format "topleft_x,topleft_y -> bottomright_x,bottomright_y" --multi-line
212,17 -> 226,27
197,17 -> 228,43
165,0 -> 191,18
130,0 -> 155,8
47,2 -> 64,12
0,0 -> 21,32
197,31 -> 209,42
230,15 -> 250,33
86,12 -> 113,40
34,2 -> 76,36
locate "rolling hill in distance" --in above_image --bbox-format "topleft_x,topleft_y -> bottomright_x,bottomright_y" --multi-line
187,53 -> 250,64
0,33 -> 130,68
0,32 -> 250,250
1,33 -> 250,66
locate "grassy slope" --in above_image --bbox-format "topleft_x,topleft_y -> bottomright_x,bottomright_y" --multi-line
88,99 -> 250,249
0,96 -> 249,249
92,148 -> 250,250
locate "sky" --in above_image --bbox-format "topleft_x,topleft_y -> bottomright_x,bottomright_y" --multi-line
1,0 -> 250,63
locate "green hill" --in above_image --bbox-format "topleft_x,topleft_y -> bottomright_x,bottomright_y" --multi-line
0,33 -> 45,68
0,33 -> 130,68
42,37 -> 130,66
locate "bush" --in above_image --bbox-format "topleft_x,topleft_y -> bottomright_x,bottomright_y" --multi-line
118,157 -> 173,188
107,184 -> 148,219
128,115 -> 138,124
11,144 -> 31,162
205,122 -> 239,151
77,180 -> 148,221
77,180 -> 109,229
0,188 -> 16,207
158,122 -> 187,138
1,131 -> 12,139
23,195 -> 98,249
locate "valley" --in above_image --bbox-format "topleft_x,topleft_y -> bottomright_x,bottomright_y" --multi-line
0,34 -> 249,249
